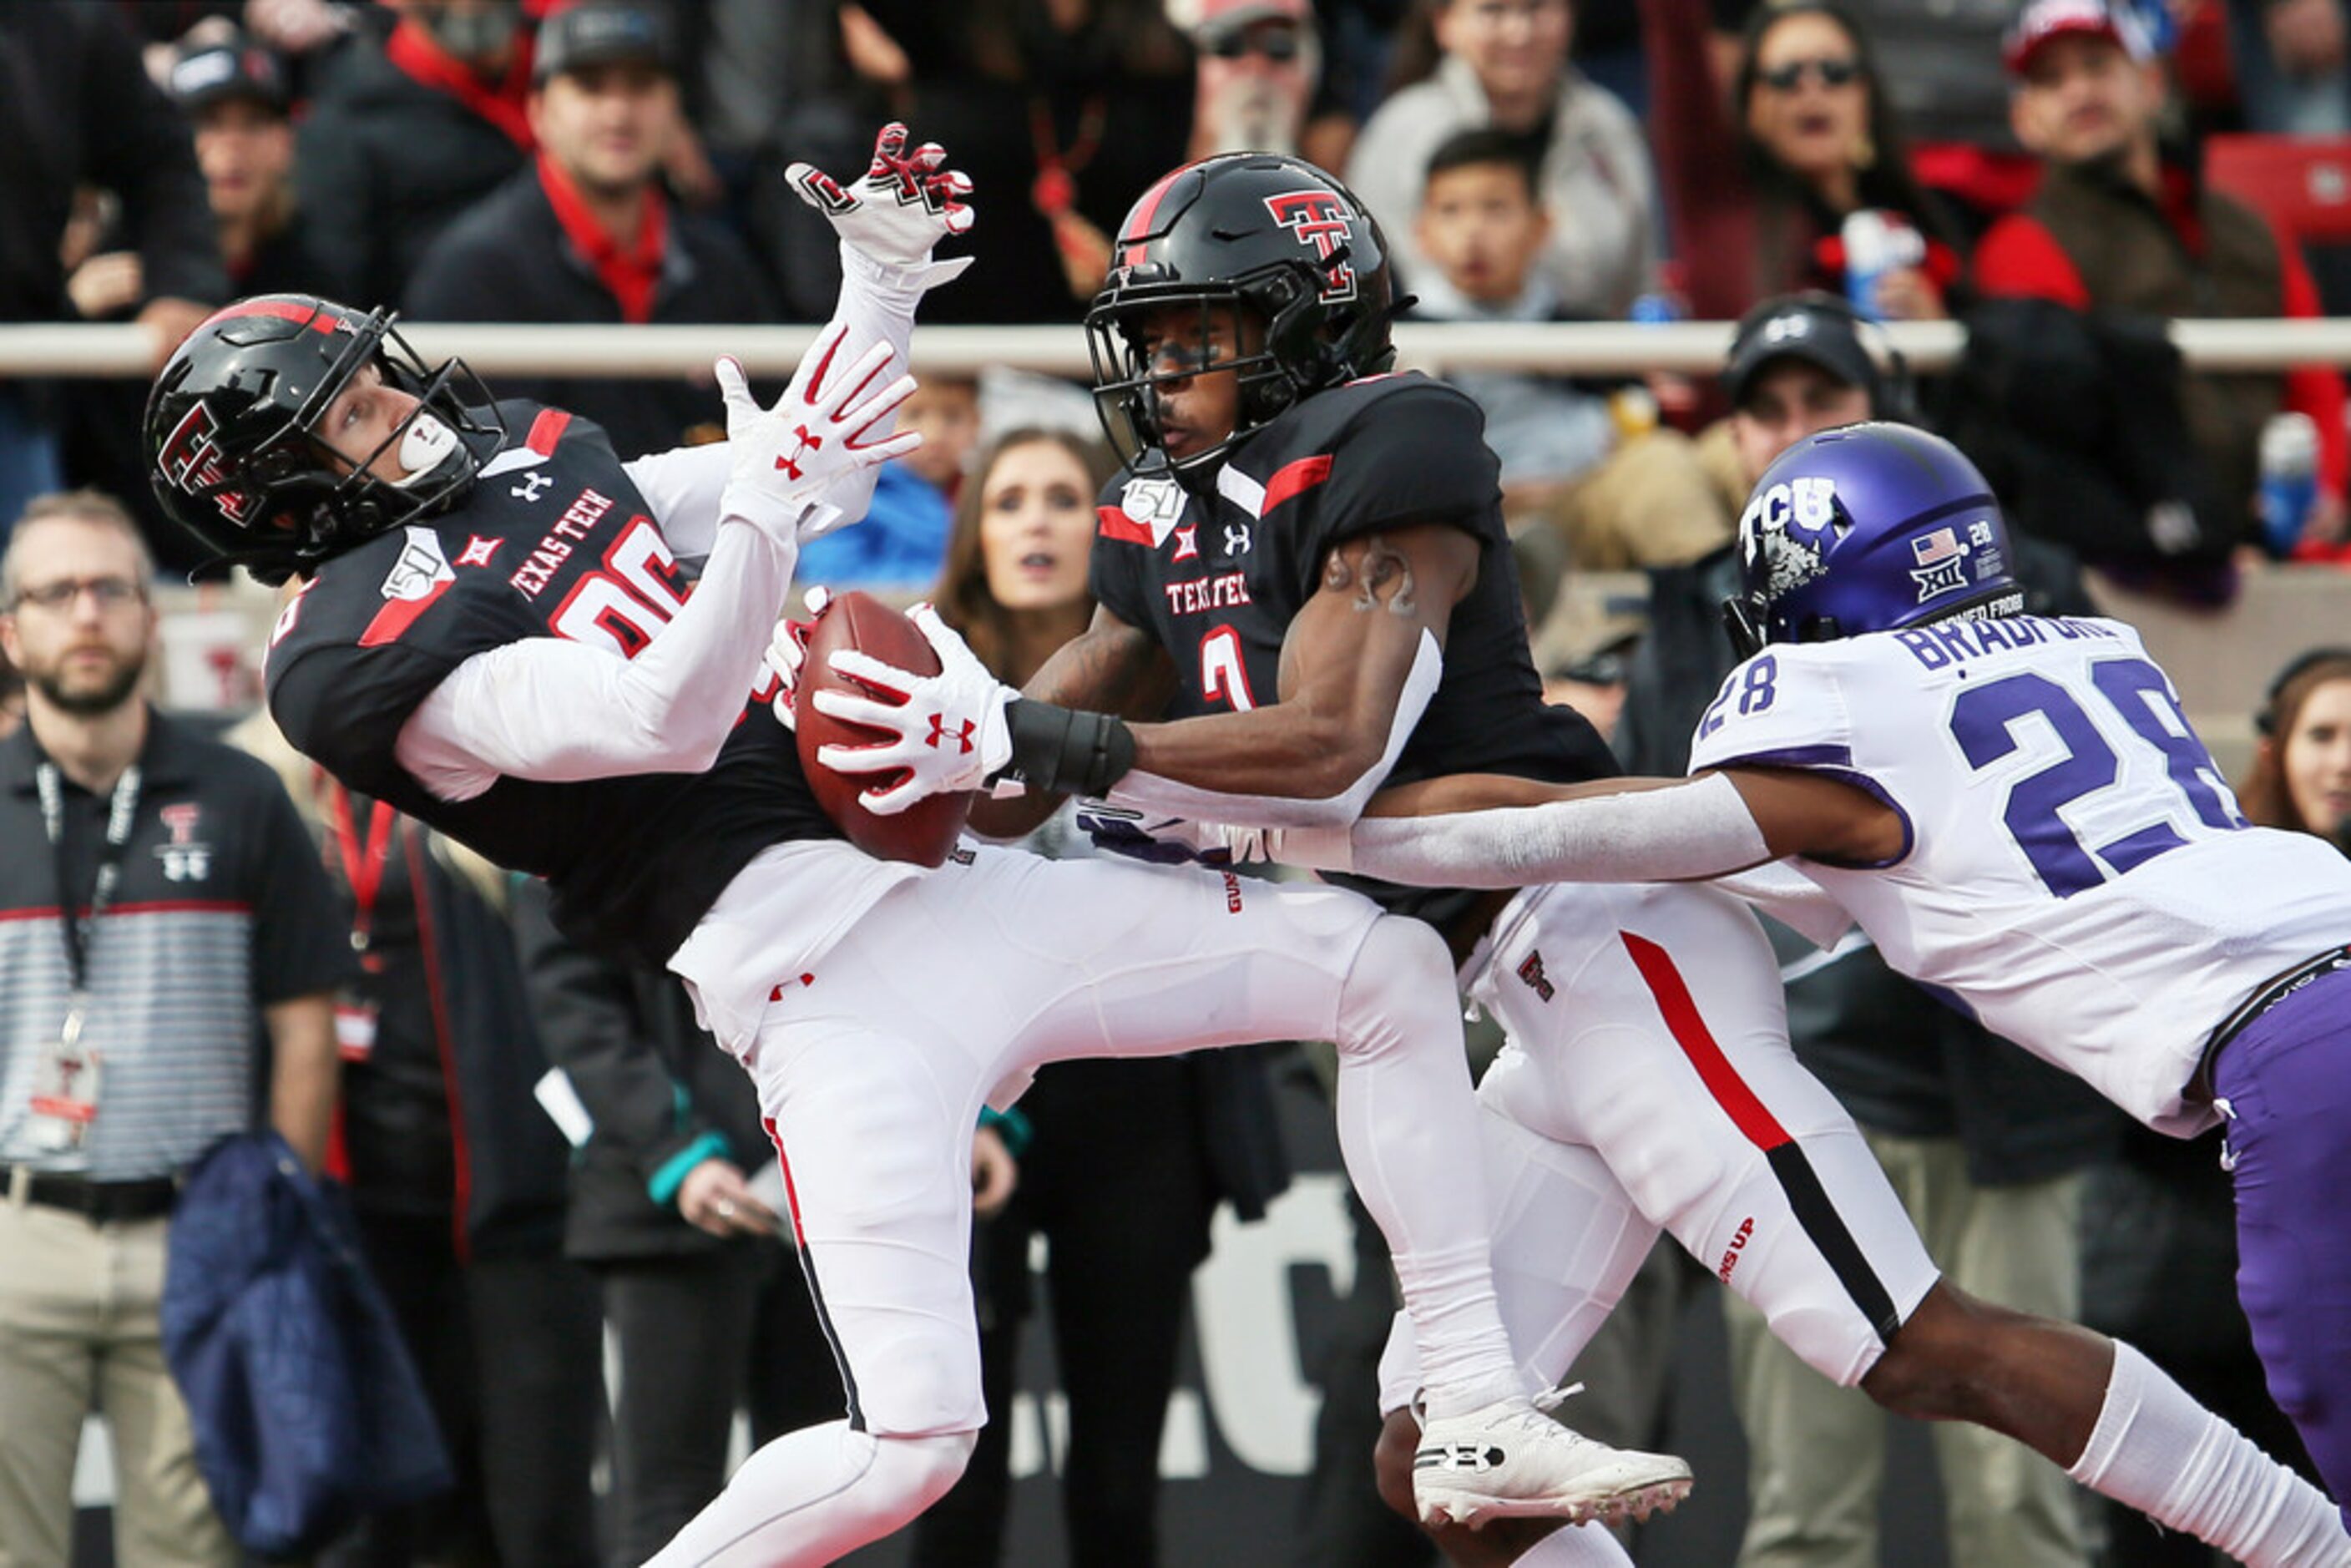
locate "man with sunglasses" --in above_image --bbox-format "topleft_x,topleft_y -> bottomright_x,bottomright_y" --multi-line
1188,0 -> 1322,161
0,489 -> 348,1566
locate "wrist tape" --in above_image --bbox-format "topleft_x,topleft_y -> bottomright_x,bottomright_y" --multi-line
1002,701 -> 1136,797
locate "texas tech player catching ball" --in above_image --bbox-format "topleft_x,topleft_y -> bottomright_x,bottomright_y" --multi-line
144,127 -> 1694,1563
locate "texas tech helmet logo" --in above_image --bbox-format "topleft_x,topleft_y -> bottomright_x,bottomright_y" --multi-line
1264,190 -> 1357,302
155,401 -> 255,524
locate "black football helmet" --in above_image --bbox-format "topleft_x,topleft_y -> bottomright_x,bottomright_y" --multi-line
1085,153 -> 1398,475
144,296 -> 503,584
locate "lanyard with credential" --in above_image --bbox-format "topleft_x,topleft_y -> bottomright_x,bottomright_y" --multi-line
321,773 -> 397,971
35,760 -> 143,1047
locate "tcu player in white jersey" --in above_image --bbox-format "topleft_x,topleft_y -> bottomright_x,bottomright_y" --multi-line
140,128 -> 1689,1561
802,161 -> 2351,1565
1261,422 -> 2351,1545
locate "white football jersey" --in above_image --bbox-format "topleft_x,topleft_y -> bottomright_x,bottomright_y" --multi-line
1688,614 -> 2351,1135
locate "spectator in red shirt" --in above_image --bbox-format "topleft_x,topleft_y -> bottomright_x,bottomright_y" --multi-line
1973,0 -> 2350,559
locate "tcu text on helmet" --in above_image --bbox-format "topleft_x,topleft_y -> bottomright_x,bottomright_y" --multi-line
1740,475 -> 1838,542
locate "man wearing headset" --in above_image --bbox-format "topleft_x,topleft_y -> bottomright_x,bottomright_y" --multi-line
1692,291 -> 2129,1568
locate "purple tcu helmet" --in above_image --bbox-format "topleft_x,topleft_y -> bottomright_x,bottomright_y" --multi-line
1723,422 -> 2024,658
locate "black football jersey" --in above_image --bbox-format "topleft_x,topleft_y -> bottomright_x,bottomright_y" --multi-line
265,402 -> 838,969
1090,373 -> 1618,926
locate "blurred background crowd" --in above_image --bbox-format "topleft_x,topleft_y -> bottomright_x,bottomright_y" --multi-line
8,0 -> 2351,1565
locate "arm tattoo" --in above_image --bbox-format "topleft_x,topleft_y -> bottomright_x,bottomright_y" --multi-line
1323,534 -> 1418,616
1028,622 -> 1176,720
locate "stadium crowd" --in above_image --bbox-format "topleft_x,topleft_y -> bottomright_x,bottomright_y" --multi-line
6,0 -> 2351,1565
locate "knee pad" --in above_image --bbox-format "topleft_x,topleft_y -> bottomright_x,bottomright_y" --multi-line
1334,914 -> 1461,1062
851,1316 -> 988,1437
872,1429 -> 978,1516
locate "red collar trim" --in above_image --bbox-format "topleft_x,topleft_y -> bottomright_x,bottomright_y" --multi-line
384,19 -> 536,152
2158,164 -> 2207,257
536,154 -> 668,324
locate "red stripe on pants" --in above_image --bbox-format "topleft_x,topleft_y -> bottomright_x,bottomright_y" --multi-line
1620,930 -> 1792,1151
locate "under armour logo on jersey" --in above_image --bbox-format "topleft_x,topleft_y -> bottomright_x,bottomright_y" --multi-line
510,472 -> 554,503
775,425 -> 826,482
1224,523 -> 1253,556
926,714 -> 976,754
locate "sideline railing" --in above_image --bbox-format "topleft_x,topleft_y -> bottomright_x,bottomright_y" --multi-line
16,317 -> 2351,378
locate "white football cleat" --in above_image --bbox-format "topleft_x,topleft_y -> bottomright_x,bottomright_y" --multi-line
1411,1388 -> 1694,1530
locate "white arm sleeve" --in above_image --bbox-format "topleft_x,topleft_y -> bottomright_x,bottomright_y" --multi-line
1278,772 -> 1772,887
622,443 -> 732,563
623,247 -> 925,559
1714,861 -> 1857,950
392,519 -> 799,798
1101,630 -> 1444,829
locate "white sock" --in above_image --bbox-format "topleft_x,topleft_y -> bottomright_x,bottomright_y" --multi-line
1334,916 -> 1523,1420
2066,1341 -> 2351,1568
1508,1521 -> 1639,1565
640,1421 -> 973,1568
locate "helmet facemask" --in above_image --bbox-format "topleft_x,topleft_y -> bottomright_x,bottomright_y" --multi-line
1084,154 -> 1398,476
150,302 -> 502,584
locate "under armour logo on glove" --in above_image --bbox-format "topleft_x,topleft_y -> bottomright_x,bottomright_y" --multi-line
775,424 -> 825,481
811,604 -> 1017,814
926,714 -> 977,753
715,325 -> 920,549
788,123 -> 975,291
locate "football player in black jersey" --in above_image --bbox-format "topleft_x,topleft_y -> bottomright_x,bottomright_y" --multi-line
144,127 -> 1701,1561
811,154 -> 2351,1568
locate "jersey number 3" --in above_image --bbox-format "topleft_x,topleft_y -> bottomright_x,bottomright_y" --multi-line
1201,625 -> 1257,711
1949,658 -> 2242,898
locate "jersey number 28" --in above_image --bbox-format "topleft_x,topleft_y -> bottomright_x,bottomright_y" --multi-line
1949,658 -> 2242,898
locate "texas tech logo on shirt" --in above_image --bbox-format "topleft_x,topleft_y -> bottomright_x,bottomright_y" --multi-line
155,802 -> 212,883
1264,190 -> 1357,302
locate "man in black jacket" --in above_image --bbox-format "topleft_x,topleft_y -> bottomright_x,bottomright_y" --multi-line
294,0 -> 535,312
0,7 -> 224,542
511,877 -> 847,1565
405,3 -> 774,460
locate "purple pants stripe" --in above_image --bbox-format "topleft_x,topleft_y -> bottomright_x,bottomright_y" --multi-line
2215,963 -> 2351,1527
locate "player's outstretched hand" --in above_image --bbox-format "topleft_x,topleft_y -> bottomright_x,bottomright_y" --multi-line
715,323 -> 920,547
762,586 -> 833,731
788,121 -> 974,291
810,603 -> 1018,812
1074,802 -> 1271,867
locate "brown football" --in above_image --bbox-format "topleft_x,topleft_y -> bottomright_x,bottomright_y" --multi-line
796,591 -> 973,867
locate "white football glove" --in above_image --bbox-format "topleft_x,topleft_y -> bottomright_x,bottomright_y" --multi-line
788,122 -> 975,292
715,324 -> 919,548
809,603 -> 1017,813
761,586 -> 833,732
1074,802 -> 1272,867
